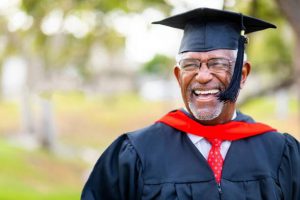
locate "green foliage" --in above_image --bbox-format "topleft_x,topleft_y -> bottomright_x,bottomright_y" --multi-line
92,0 -> 170,13
140,54 -> 174,76
1,0 -> 292,82
253,0 -> 281,20
249,0 -> 293,74
248,25 -> 293,74
21,0 -> 169,16
1,0 -> 170,83
99,27 -> 126,51
228,0 -> 293,75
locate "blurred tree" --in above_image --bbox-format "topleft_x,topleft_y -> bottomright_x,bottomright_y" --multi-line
274,0 -> 300,121
0,0 -> 171,87
224,0 -> 295,105
248,0 -> 293,76
0,0 -> 171,150
140,54 -> 174,77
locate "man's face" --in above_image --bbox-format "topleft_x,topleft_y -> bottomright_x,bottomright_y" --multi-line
174,49 -> 248,125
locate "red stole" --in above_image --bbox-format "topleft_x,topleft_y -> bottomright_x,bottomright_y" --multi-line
156,110 -> 276,141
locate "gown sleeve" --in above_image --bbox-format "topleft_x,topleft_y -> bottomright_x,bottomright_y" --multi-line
278,133 -> 300,200
81,134 -> 143,200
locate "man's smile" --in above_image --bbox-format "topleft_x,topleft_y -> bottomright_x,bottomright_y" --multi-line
191,89 -> 220,101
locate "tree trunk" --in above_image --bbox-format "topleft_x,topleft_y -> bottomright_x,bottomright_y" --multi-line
275,0 -> 300,36
39,97 -> 57,151
295,37 -> 300,137
249,0 -> 258,16
274,0 -> 300,137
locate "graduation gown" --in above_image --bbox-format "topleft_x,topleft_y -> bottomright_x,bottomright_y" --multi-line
81,112 -> 300,200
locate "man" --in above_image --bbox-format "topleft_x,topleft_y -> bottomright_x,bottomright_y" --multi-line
81,8 -> 300,200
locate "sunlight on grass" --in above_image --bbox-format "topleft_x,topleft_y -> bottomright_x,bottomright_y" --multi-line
0,139 -> 85,200
240,96 -> 299,139
52,91 -> 179,148
0,101 -> 20,136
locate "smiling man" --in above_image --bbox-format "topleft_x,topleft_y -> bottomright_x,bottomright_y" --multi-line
81,8 -> 300,200
175,50 -> 243,125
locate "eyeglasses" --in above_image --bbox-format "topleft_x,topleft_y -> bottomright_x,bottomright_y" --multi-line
178,58 -> 234,73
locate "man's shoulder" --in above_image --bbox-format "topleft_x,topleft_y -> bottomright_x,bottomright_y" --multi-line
252,130 -> 286,145
124,122 -> 182,157
237,111 -> 294,144
246,129 -> 299,156
126,122 -> 178,143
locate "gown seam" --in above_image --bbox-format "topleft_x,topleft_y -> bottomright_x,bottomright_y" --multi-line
276,134 -> 288,185
142,175 -> 279,185
124,134 -> 146,200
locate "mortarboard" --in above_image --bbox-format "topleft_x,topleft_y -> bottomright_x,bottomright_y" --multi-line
152,8 -> 276,102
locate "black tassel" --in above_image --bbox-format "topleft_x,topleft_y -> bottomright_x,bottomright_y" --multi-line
218,35 -> 247,102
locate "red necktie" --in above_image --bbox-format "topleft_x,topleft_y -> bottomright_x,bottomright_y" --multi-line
207,138 -> 224,184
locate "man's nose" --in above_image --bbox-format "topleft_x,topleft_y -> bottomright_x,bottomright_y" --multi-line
194,64 -> 213,83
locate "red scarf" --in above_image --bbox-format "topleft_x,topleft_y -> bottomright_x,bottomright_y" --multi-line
156,110 -> 276,141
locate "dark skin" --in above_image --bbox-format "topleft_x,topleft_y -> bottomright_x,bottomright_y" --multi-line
174,50 -> 251,125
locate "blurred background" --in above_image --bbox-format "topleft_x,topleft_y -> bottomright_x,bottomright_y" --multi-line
0,0 -> 299,199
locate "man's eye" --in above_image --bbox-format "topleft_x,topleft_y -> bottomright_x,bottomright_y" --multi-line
183,63 -> 198,68
211,62 -> 225,66
209,61 -> 229,70
182,63 -> 198,71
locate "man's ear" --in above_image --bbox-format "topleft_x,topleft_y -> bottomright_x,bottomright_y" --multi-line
240,61 -> 251,89
174,65 -> 181,84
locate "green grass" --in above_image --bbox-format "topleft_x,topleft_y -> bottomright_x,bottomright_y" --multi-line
0,101 -> 20,136
240,96 -> 299,138
0,92 -> 178,199
0,139 -> 85,200
240,96 -> 298,118
52,92 -> 178,148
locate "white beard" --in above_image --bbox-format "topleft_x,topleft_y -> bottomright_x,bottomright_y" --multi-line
188,100 -> 224,121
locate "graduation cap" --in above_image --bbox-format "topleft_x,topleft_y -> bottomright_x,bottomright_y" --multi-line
152,8 -> 276,102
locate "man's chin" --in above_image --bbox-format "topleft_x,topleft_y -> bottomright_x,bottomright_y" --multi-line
187,102 -> 224,122
191,111 -> 220,121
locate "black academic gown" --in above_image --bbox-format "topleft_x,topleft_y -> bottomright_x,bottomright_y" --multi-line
81,112 -> 300,200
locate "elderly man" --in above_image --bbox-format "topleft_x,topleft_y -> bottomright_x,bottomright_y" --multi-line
81,8 -> 300,200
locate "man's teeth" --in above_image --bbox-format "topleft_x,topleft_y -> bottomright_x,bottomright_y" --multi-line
194,89 -> 219,95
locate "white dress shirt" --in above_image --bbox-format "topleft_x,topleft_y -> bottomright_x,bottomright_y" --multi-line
187,111 -> 237,160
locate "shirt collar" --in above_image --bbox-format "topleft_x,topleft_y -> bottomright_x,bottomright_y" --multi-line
187,110 -> 237,144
